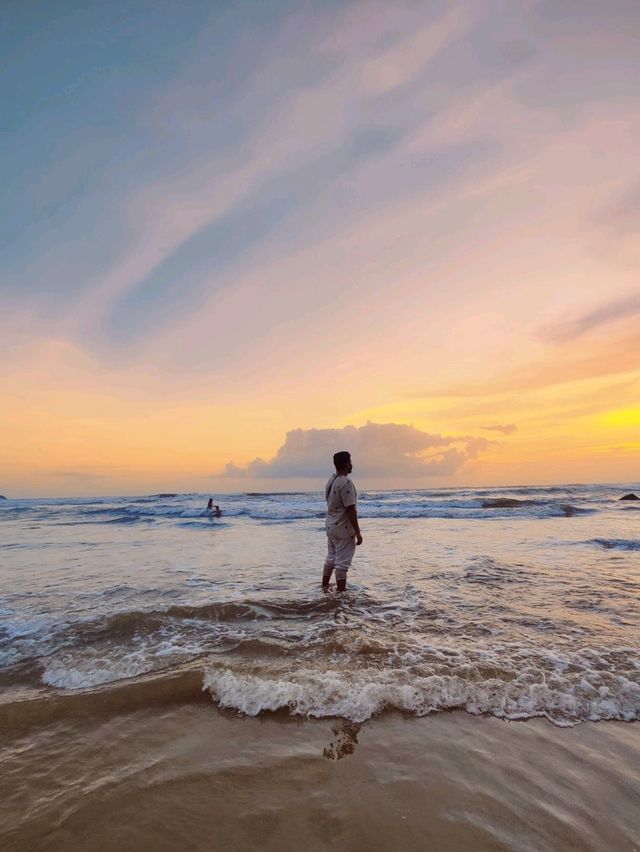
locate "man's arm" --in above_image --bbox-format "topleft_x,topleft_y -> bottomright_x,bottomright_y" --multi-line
346,505 -> 363,545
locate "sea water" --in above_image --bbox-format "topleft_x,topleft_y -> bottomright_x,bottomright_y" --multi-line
1,484 -> 638,726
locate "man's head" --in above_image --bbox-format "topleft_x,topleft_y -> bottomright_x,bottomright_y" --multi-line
333,450 -> 352,474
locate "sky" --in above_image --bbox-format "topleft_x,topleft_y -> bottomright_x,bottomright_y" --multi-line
1,0 -> 639,497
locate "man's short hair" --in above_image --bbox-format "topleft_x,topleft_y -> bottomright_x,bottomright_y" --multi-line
333,450 -> 351,470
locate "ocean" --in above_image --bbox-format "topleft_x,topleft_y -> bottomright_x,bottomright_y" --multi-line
1,483 -> 639,849
2,483 -> 639,724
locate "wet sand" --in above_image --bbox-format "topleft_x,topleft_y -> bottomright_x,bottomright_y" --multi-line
2,706 -> 639,851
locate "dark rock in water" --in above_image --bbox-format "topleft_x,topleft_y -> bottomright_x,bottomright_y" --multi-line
482,498 -> 535,508
0,495 -> 6,500
619,493 -> 639,501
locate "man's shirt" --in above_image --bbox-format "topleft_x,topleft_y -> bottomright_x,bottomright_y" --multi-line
325,474 -> 357,539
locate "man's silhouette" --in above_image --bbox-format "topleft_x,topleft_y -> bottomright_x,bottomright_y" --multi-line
322,451 -> 362,592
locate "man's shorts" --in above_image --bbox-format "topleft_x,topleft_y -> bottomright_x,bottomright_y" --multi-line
324,534 -> 357,581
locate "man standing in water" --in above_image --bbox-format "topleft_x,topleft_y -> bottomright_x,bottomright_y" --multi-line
322,451 -> 363,592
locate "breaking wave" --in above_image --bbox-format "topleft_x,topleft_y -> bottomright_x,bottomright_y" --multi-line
2,588 -> 638,729
1,487 -> 611,527
2,651 -> 638,734
203,663 -> 640,726
0,595 -> 346,668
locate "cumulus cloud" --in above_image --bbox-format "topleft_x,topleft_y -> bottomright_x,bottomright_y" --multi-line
480,423 -> 517,435
220,422 -> 492,479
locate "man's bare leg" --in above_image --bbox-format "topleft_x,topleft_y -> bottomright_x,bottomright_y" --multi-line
335,569 -> 347,592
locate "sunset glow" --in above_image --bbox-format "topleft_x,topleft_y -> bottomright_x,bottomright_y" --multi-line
2,1 -> 639,496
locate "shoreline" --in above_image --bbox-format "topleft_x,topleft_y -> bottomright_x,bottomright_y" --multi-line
2,704 -> 639,851
3,661 -> 638,738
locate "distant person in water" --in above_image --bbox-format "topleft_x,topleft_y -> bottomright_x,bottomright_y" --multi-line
322,451 -> 362,592
206,499 -> 222,517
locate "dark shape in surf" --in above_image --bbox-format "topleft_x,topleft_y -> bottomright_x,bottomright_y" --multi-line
481,498 -> 536,508
619,493 -> 639,501
591,538 -> 640,550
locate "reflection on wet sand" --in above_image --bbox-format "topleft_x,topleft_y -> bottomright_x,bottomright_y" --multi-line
323,721 -> 361,760
2,706 -> 639,851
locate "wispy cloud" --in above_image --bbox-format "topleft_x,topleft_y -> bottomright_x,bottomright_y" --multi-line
414,329 -> 640,399
537,292 -> 640,344
220,422 -> 492,479
69,3 -> 473,335
480,424 -> 517,435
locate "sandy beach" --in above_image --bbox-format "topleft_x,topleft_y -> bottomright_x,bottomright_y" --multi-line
2,702 -> 639,851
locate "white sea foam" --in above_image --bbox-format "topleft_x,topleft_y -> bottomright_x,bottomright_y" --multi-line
0,616 -> 63,667
42,652 -> 154,689
203,666 -> 640,725
41,638 -> 207,689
